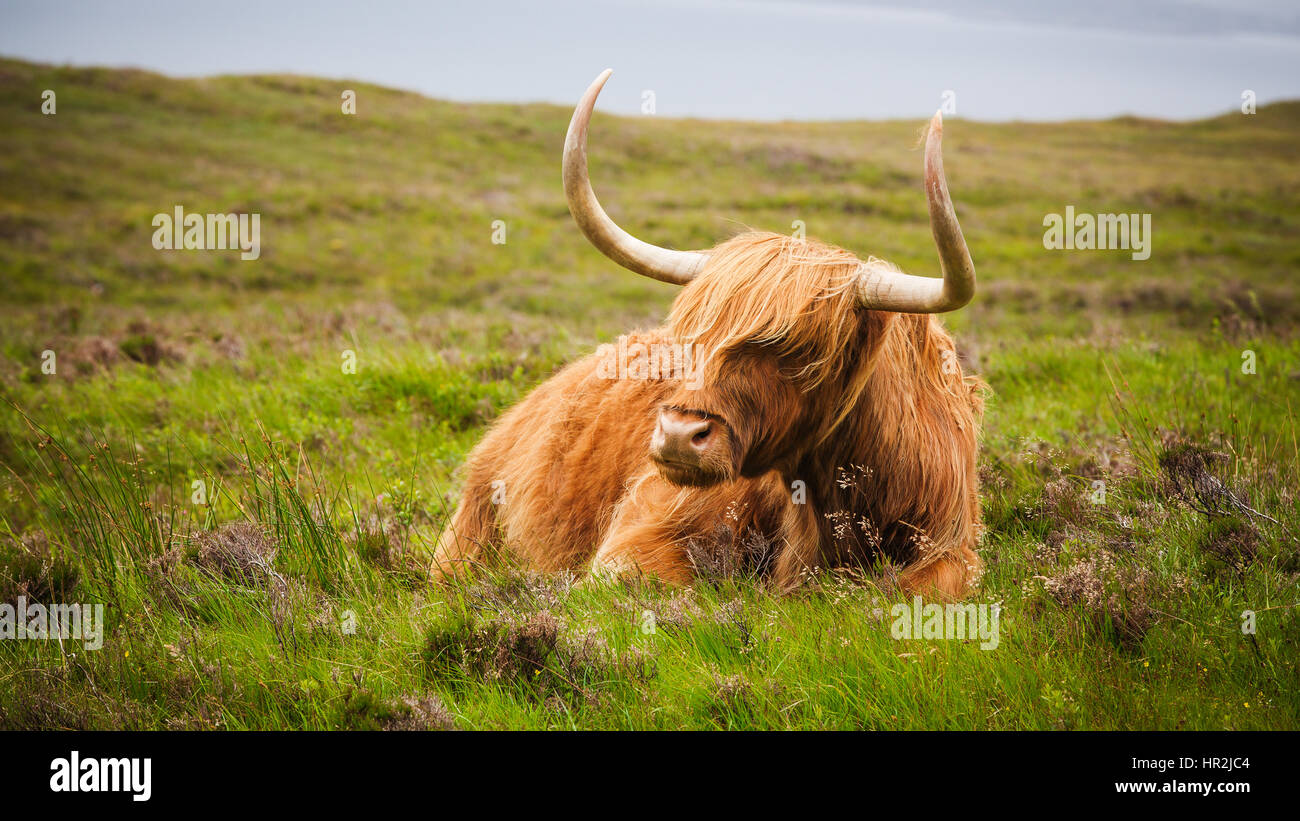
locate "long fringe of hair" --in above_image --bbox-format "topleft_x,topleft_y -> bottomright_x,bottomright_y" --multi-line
666,231 -> 924,443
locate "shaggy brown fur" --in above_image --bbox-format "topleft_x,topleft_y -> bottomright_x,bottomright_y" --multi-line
433,232 -> 985,598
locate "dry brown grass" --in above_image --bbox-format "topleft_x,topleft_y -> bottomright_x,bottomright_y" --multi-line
0,529 -> 79,606
193,522 -> 280,587
1040,552 -> 1162,650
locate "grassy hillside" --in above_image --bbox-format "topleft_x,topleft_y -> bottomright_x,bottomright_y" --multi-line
1,57 -> 1298,729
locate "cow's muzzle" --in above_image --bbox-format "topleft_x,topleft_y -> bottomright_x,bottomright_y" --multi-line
649,407 -> 731,486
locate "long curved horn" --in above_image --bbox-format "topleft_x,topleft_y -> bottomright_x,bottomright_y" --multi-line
563,69 -> 709,285
855,111 -> 976,313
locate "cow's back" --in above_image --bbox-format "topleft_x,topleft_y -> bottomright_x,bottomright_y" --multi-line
440,329 -> 676,571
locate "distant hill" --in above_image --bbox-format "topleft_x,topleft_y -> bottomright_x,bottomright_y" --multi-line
0,55 -> 1296,340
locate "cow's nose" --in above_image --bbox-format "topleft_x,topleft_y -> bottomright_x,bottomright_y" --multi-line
651,410 -> 715,465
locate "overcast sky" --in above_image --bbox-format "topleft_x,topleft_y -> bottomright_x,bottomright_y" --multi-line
1,0 -> 1297,121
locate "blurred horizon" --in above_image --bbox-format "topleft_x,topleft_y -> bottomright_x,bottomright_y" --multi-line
1,0 -> 1297,122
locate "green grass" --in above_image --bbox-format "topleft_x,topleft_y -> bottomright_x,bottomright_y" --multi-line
1,57 -> 1298,729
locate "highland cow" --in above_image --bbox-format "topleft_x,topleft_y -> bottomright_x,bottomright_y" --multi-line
432,70 -> 984,599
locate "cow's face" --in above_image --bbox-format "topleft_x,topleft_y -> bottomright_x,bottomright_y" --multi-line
639,227 -> 901,489
650,344 -> 809,486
